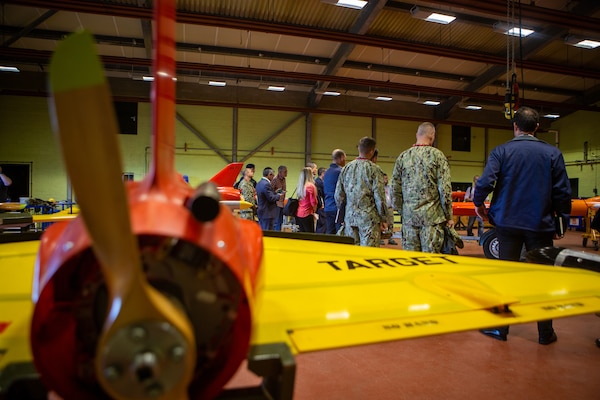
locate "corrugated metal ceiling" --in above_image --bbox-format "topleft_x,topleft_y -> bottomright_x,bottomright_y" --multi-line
0,0 -> 599,127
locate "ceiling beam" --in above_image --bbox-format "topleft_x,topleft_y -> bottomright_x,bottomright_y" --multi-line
6,0 -> 600,80
436,23 -> 570,120
0,9 -> 57,47
1,47 -> 597,114
393,0 -> 600,30
10,0 -> 600,32
0,24 -> 585,100
308,0 -> 388,107
0,25 -> 585,99
136,0 -> 152,58
433,0 -> 600,120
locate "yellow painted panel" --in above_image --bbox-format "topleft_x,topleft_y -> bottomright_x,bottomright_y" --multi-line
0,300 -> 34,369
288,297 -> 600,352
0,241 -> 38,300
252,237 -> 600,352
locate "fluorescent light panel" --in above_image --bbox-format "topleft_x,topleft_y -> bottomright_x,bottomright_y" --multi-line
544,113 -> 560,119
142,73 -> 176,82
493,22 -> 534,37
335,0 -> 367,10
208,80 -> 227,87
410,6 -> 456,25
507,27 -> 534,37
369,95 -> 393,101
465,105 -> 482,110
0,66 -> 20,72
259,83 -> 286,92
565,35 -> 600,49
574,40 -> 600,49
426,13 -> 456,24
323,91 -> 341,96
423,100 -> 440,106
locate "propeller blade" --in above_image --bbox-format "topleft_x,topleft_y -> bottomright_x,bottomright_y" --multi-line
49,31 -> 194,400
49,30 -> 139,296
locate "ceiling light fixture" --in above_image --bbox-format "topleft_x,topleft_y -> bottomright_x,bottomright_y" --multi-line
465,105 -> 482,110
321,0 -> 367,10
259,83 -> 286,92
574,40 -> 600,49
208,80 -> 227,87
369,95 -> 393,101
410,6 -> 456,25
155,71 -> 177,81
493,22 -> 534,37
565,35 -> 600,49
267,85 -> 285,92
130,75 -> 154,82
544,113 -> 560,119
0,66 -> 20,72
423,100 -> 440,106
323,91 -> 341,96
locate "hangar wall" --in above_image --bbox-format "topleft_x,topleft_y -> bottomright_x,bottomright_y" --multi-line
551,111 -> 600,198
0,94 -> 591,201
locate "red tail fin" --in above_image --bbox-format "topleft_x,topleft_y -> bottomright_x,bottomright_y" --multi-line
209,162 -> 244,186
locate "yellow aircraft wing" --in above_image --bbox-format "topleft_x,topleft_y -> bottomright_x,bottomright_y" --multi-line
253,236 -> 600,352
30,206 -> 79,223
2,236 -> 600,395
0,241 -> 38,371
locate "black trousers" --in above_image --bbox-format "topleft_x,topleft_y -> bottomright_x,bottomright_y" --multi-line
296,214 -> 315,233
494,226 -> 555,338
325,210 -> 341,234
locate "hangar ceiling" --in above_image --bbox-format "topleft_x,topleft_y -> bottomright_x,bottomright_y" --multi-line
1,0 -> 599,129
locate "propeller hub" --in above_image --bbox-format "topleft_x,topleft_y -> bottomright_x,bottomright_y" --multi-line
98,321 -> 190,399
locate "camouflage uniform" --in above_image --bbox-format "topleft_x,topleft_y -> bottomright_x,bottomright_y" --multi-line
392,145 -> 452,253
335,158 -> 388,247
384,184 -> 395,237
239,179 -> 256,220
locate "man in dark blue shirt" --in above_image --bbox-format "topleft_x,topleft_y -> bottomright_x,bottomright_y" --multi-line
474,106 -> 571,345
314,167 -> 327,233
323,149 -> 346,234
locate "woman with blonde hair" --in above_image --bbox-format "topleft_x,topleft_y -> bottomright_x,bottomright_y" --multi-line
296,167 -> 318,232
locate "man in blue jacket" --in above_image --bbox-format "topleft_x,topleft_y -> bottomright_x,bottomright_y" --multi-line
256,167 -> 284,231
474,106 -> 571,345
323,149 -> 346,234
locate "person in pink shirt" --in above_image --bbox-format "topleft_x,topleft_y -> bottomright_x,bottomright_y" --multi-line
296,167 -> 318,233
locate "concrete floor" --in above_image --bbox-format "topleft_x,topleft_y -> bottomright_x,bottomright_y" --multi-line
225,228 -> 600,399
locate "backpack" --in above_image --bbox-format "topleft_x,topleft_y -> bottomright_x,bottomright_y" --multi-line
283,198 -> 299,217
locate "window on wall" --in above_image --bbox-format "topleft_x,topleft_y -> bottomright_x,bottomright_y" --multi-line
0,163 -> 31,201
451,125 -> 471,152
114,101 -> 138,135
569,178 -> 579,198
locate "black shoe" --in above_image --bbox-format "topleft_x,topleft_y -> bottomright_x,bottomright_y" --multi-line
467,231 -> 473,236
539,332 -> 557,345
596,338 -> 600,348
480,329 -> 507,341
